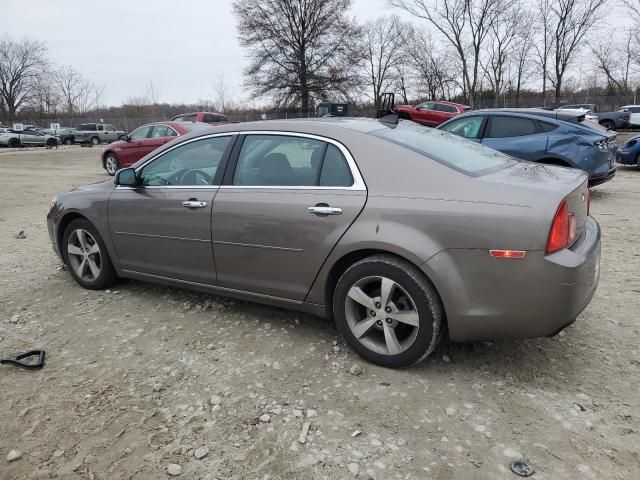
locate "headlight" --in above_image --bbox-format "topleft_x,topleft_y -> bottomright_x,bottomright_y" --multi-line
49,196 -> 57,211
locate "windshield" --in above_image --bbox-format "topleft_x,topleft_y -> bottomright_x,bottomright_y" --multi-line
370,122 -> 515,175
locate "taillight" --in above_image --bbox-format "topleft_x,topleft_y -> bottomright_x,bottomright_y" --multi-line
546,200 -> 577,254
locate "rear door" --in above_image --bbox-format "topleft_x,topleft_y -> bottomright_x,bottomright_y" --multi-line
413,103 -> 436,125
211,132 -> 367,301
108,134 -> 235,284
481,116 -> 548,161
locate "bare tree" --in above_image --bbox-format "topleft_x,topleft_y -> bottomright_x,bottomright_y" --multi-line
481,3 -> 520,107
361,16 -> 407,106
590,30 -> 636,96
403,27 -> 456,101
234,0 -> 362,113
389,0 -> 508,107
212,73 -> 229,113
30,71 -> 60,115
145,80 -> 161,105
0,37 -> 48,119
545,0 -> 607,106
511,12 -> 534,106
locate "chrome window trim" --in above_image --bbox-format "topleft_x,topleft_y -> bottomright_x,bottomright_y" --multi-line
228,130 -> 366,191
119,130 -> 366,191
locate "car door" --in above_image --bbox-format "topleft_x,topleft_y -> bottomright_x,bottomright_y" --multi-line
480,116 -> 548,161
117,125 -> 154,165
103,124 -> 118,143
147,124 -> 178,152
211,132 -> 367,301
22,130 -> 42,145
108,134 -> 235,284
431,103 -> 456,125
413,103 -> 437,125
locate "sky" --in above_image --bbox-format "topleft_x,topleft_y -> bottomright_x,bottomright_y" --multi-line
0,0 -> 407,107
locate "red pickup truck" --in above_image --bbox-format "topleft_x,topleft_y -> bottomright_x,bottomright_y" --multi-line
171,111 -> 229,125
395,101 -> 470,127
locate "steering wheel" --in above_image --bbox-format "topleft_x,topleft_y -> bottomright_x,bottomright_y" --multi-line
179,169 -> 212,186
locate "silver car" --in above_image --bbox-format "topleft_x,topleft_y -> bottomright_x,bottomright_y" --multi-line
47,119 -> 600,367
0,129 -> 59,148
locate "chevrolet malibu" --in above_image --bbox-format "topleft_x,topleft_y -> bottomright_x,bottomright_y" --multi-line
47,119 -> 601,368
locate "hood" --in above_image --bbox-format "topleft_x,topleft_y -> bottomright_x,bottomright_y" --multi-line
69,178 -> 115,193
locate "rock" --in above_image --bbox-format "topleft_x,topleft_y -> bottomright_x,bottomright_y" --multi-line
299,422 -> 311,444
351,430 -> 362,438
442,354 -> 451,362
9,314 -> 19,323
206,343 -> 215,350
153,383 -> 163,392
292,409 -> 303,418
502,447 -> 521,459
445,406 -> 456,416
194,446 -> 209,460
15,230 -> 26,239
347,462 -> 359,475
211,405 -> 221,414
333,346 -> 341,353
349,364 -> 363,376
259,414 -> 271,423
306,409 -> 318,418
210,395 -> 222,406
7,449 -> 22,462
396,437 -> 407,447
52,449 -> 64,458
166,463 -> 182,476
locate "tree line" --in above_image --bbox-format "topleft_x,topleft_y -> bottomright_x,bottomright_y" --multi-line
2,0 -> 639,124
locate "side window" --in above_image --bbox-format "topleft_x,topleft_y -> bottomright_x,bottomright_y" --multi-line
129,126 -> 152,140
105,125 -> 115,132
234,135 -> 325,186
203,114 -> 218,123
319,144 -> 353,187
151,125 -> 170,137
538,121 -> 558,132
417,103 -> 435,111
183,114 -> 197,122
166,127 -> 178,136
140,136 -> 231,186
440,116 -> 484,139
435,103 -> 457,113
486,117 -> 537,138
172,116 -> 184,122
97,124 -> 104,131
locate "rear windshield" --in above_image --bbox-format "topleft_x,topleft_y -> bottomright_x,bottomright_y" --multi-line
370,122 -> 515,175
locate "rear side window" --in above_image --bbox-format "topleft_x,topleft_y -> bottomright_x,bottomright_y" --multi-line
435,103 -> 457,113
77,124 -> 97,131
538,121 -> 558,132
371,123 -> 514,175
182,114 -> 197,122
487,117 -> 537,138
151,125 -> 169,137
203,114 -> 221,123
319,144 -> 353,187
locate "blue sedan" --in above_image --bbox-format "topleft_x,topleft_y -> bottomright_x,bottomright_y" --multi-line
616,134 -> 640,166
438,109 -> 617,186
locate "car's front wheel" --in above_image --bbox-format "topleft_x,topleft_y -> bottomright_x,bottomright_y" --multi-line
64,138 -> 73,145
90,136 -> 100,146
104,154 -> 119,176
8,138 -> 20,148
333,254 -> 443,368
62,218 -> 117,290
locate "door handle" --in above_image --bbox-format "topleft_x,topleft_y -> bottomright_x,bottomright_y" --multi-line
308,206 -> 342,215
182,200 -> 207,208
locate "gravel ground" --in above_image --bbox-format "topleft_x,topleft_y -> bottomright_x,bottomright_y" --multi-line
0,145 -> 638,480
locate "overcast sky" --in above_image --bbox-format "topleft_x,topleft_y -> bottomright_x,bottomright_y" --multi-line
2,0 -> 408,106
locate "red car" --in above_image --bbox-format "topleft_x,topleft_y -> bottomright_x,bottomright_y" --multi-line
395,100 -> 470,127
102,121 -> 211,175
170,111 -> 229,125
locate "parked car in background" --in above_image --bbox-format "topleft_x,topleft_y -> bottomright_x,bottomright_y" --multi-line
0,129 -> 59,148
74,123 -> 126,145
316,102 -> 349,117
557,104 -> 630,130
616,134 -> 640,167
395,100 -> 470,127
41,127 -> 76,145
102,121 -> 212,175
171,112 -> 229,125
438,109 -> 617,186
48,118 -> 599,368
617,105 -> 640,126
553,107 -> 598,123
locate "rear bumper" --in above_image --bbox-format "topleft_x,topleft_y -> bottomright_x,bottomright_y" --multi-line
423,216 -> 601,342
589,165 -> 616,186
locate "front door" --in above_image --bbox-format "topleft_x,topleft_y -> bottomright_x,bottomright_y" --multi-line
117,125 -> 154,166
481,116 -> 548,161
212,133 -> 366,301
108,134 -> 234,284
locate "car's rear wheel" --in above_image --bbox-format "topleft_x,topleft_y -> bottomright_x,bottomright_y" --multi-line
62,218 -> 117,290
600,120 -> 615,130
90,136 -> 100,146
333,254 -> 443,368
104,154 -> 119,176
46,138 -> 57,147
8,138 -> 20,148
64,138 -> 73,145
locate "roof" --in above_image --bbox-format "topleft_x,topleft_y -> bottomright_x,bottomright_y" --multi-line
463,108 -> 583,122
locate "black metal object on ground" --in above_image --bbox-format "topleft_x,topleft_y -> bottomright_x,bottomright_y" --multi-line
1,350 -> 46,370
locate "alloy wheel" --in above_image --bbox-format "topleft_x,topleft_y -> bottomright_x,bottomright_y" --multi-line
105,156 -> 118,175
345,276 -> 420,356
66,229 -> 102,282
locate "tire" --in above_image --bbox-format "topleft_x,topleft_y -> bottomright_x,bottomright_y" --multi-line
8,138 -> 20,148
333,254 -> 443,368
104,153 -> 119,176
600,120 -> 615,131
90,136 -> 100,146
62,218 -> 117,290
64,138 -> 73,145
46,138 -> 57,147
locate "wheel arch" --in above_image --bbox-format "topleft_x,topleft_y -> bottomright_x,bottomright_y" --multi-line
56,212 -> 90,263
102,149 -> 117,167
537,156 -> 573,168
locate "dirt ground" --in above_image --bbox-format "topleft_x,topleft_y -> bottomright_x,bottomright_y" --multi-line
0,144 -> 638,480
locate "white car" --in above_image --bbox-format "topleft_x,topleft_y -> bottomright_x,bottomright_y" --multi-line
555,107 -> 598,123
618,105 -> 640,126
0,129 -> 59,148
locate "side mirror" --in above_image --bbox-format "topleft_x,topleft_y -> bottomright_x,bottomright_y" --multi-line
120,134 -> 129,141
115,167 -> 137,186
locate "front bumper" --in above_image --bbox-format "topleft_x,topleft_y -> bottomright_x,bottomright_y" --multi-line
423,216 -> 601,342
47,207 -> 63,261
